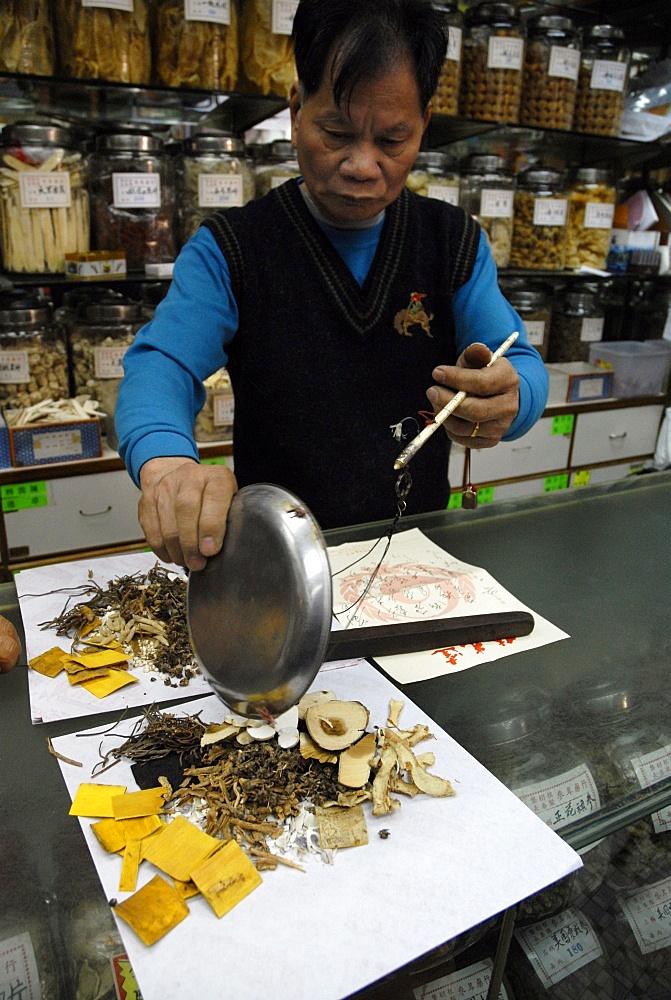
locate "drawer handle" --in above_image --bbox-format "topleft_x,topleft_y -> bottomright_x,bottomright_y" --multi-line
79,505 -> 113,516
608,432 -> 628,441
511,445 -> 532,452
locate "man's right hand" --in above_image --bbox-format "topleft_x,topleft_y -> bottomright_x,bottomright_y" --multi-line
138,457 -> 238,571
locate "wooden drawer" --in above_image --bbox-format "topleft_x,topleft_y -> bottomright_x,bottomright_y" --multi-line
571,405 -> 664,467
470,417 -> 571,483
5,470 -> 142,560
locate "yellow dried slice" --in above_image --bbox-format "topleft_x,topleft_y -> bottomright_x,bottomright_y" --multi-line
90,817 -> 127,853
69,783 -> 127,818
113,874 -> 189,946
119,839 -> 143,893
112,787 -> 168,820
299,731 -> 337,764
190,840 -> 262,918
172,877 -> 201,900
79,671 -> 139,698
338,732 -> 377,789
69,648 -> 130,669
315,804 -> 368,850
29,646 -> 66,677
141,814 -> 221,882
200,722 -> 241,747
67,666 -> 110,685
121,814 -> 164,841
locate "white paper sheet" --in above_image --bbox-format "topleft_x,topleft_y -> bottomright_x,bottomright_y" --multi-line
327,528 -> 569,684
52,659 -> 582,1000
15,551 -> 215,725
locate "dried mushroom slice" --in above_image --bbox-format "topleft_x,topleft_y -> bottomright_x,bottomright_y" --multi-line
297,689 -> 337,720
338,732 -> 377,789
304,700 -> 370,751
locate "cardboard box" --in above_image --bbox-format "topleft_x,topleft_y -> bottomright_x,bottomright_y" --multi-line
8,417 -> 102,466
546,362 -> 614,404
589,340 -> 671,398
64,251 -> 127,280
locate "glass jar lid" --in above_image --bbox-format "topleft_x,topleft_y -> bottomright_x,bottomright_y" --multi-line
412,150 -> 453,172
185,132 -> 246,156
464,2 -> 520,28
506,288 -> 549,310
460,153 -> 509,176
527,14 -> 577,42
81,301 -> 142,323
562,289 -> 599,314
517,167 -> 565,191
2,122 -> 74,149
267,139 -> 297,162
572,167 -> 612,185
465,686 -> 552,748
0,305 -> 51,326
95,131 -> 164,154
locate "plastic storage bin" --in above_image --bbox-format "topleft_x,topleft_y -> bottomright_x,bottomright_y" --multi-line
589,340 -> 671,397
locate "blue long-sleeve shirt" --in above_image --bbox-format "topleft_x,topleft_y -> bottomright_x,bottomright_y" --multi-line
117,215 -> 548,487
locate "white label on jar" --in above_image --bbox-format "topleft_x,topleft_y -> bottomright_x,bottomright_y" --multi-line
94,346 -> 128,379
590,59 -> 628,93
525,319 -> 546,347
630,744 -> 671,834
620,876 -> 671,954
487,36 -> 524,72
198,173 -> 243,208
580,317 -> 604,343
515,908 -> 603,987
479,188 -> 513,219
185,0 -> 230,24
447,25 -> 462,62
0,349 -> 29,384
19,171 -> 71,209
112,173 -> 161,209
412,958 -> 509,1000
533,198 -> 568,227
213,392 -> 234,428
583,202 -> 615,230
548,45 -> 580,82
513,762 -> 601,832
0,931 -> 41,1000
271,0 -> 298,35
428,184 -> 459,206
82,0 -> 133,10
33,428 -> 83,459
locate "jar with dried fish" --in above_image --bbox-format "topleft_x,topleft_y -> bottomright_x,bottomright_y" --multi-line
238,0 -> 297,98
153,0 -> 238,91
177,132 -> 255,246
0,122 -> 89,274
0,0 -> 54,75
565,168 -> 615,271
194,368 -> 234,442
56,0 -> 151,84
459,153 -> 515,268
89,130 -> 175,271
0,293 -> 69,411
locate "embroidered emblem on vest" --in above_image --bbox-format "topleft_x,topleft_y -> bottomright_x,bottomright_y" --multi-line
393,292 -> 434,338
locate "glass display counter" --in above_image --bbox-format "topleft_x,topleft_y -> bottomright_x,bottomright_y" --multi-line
1,471 -> 670,998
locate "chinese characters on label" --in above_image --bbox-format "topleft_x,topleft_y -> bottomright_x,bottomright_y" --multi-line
620,876 -> 671,954
515,907 -> 602,987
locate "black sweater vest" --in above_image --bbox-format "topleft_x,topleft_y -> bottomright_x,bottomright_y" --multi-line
202,180 -> 480,530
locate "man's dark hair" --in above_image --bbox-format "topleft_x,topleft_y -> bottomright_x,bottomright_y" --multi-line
291,0 -> 447,111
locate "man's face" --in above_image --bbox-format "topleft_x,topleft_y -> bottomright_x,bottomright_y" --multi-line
289,56 -> 430,227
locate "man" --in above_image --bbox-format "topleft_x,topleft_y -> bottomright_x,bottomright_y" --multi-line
115,0 -> 548,571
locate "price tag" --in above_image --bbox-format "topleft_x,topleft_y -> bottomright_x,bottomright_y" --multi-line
113,173 -> 161,209
94,346 -> 128,379
524,320 -> 545,347
515,908 -> 603,988
0,932 -> 42,1000
590,59 -> 628,93
477,486 -> 495,504
513,762 -> 601,834
201,456 -> 228,466
573,469 -> 591,487
412,958 -> 509,1000
83,0 -> 132,9
1,481 -> 48,512
480,188 -> 513,219
548,46 -> 580,82
0,348 -> 29,384
544,473 -> 569,492
487,35 -> 523,71
630,744 -> 671,833
19,171 -> 71,209
552,414 -> 574,435
427,184 -> 459,206
272,0 -> 298,35
533,198 -> 568,227
447,25 -> 462,62
584,202 -> 615,230
580,317 -> 604,343
33,429 -> 83,460
620,876 -> 671,954
198,173 -> 244,208
185,0 -> 231,24
213,392 -> 234,427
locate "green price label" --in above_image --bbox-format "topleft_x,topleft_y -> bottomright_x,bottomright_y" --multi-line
447,491 -> 462,509
552,414 -> 574,436
1,480 -> 48,512
201,456 -> 228,467
477,486 -> 495,504
573,470 -> 591,487
544,474 -> 569,492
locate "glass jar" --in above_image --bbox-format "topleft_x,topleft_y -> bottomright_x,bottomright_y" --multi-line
565,168 -> 616,271
254,139 -> 301,197
56,0 -> 151,84
510,167 -> 568,271
432,0 -> 463,117
89,130 -> 175,271
460,2 -> 525,125
177,132 -> 255,246
406,151 -> 459,205
194,368 -> 234,442
0,295 -> 68,411
459,153 -> 515,268
0,122 -> 89,274
153,0 -> 238,91
502,282 -> 552,360
548,287 -> 604,363
238,0 -> 297,98
520,14 -> 580,131
574,25 -> 631,138
0,0 -> 54,74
